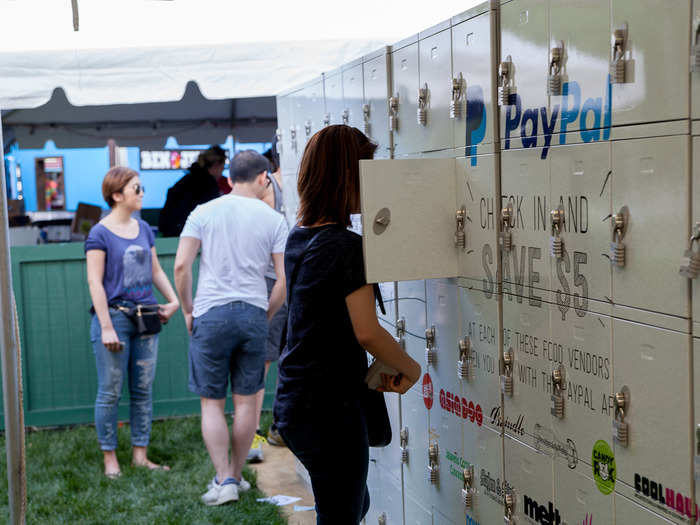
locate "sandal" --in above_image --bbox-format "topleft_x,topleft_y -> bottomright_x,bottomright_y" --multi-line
105,471 -> 122,480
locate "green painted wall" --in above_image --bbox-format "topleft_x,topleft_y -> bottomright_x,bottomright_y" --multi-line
2,237 -> 278,429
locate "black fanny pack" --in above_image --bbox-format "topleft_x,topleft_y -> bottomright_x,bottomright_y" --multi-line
114,303 -> 162,335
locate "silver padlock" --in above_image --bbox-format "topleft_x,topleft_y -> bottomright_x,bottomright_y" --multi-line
389,95 -> 399,132
290,126 -> 297,153
400,428 -> 409,464
547,42 -> 564,95
504,492 -> 516,524
457,337 -> 471,380
378,512 -> 387,525
417,84 -> 428,126
498,55 -> 515,106
613,390 -> 629,447
455,206 -> 467,250
501,203 -> 513,252
610,23 -> 628,84
425,326 -> 436,367
342,109 -> 349,125
362,104 -> 371,137
501,348 -> 514,397
550,366 -> 565,419
550,205 -> 565,260
450,72 -> 465,119
304,120 -> 312,137
275,128 -> 283,155
428,443 -> 439,485
610,207 -> 628,268
323,113 -> 330,127
679,224 -> 700,278
462,466 -> 474,509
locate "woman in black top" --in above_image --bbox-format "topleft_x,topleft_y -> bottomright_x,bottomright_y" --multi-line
274,125 -> 421,524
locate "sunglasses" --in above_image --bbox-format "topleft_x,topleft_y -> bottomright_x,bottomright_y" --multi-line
130,183 -> 145,195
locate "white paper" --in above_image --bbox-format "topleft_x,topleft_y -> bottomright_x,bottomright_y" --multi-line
256,495 -> 302,506
294,505 -> 316,512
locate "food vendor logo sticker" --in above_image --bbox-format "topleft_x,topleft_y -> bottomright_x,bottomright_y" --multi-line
422,373 -> 434,409
592,440 -> 615,495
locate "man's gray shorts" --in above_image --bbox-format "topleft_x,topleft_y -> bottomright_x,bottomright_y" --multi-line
265,276 -> 288,362
188,301 -> 268,399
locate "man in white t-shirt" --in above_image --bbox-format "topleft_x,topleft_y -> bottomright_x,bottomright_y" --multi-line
174,150 -> 288,506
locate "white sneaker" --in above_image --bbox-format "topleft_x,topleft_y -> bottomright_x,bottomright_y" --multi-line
246,433 -> 266,463
201,479 -> 239,506
207,476 -> 250,492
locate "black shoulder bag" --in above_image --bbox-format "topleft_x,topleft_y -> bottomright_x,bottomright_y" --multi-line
281,228 -> 392,448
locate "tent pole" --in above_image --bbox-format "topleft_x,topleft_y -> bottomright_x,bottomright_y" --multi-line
0,121 -> 26,525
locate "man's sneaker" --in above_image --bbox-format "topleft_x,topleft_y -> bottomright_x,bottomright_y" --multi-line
247,433 -> 266,463
207,476 -> 250,492
267,426 -> 286,447
201,478 -> 239,506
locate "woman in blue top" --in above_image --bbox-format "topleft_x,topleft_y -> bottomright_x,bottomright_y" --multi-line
85,167 -> 180,478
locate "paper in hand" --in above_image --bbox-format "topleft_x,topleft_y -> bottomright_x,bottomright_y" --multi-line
365,358 -> 399,390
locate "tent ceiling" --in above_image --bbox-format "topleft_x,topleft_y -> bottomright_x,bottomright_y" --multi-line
2,82 -> 276,149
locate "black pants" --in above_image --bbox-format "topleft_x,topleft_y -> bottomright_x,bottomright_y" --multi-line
279,404 -> 370,524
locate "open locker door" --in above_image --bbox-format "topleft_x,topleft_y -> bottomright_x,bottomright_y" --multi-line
360,158 -> 466,283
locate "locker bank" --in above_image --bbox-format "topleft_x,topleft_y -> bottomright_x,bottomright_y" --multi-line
277,1 -> 699,523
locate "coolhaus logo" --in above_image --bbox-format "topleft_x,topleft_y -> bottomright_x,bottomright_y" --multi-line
489,406 -> 525,436
634,473 -> 699,522
439,389 -> 482,426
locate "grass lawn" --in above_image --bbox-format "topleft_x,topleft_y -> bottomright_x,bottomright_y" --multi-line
0,412 -> 287,525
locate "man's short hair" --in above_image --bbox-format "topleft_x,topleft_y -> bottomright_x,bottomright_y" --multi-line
230,150 -> 269,183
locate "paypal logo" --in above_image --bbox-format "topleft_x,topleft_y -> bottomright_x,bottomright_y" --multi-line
466,85 -> 486,166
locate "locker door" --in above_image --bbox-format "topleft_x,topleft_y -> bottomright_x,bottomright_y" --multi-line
550,0 -> 611,136
366,458 -> 383,524
404,491 -> 432,525
401,389 -> 431,523
614,493 -> 678,524
275,95 -> 292,173
426,279 -> 464,523
360,158 -> 465,283
549,306 -> 612,476
363,52 -> 392,159
611,0 -> 690,127
692,1 -> 700,121
374,391 -> 403,485
464,426 -> 504,525
501,147 -> 552,296
298,78 -> 325,151
692,136 -> 700,336
503,437 -> 554,524
612,319 -> 692,522
554,464 -> 613,524
500,0 -> 549,144
418,28 -> 454,153
457,155 -> 500,283
342,62 -> 364,130
459,283 -> 500,434
392,42 -> 420,157
452,10 -> 494,156
324,70 -> 344,126
502,296 -> 551,450
549,141 -> 611,307
610,136 -> 690,319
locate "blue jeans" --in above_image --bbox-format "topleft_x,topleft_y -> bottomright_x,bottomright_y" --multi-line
279,403 -> 370,524
188,301 -> 268,399
90,310 -> 159,451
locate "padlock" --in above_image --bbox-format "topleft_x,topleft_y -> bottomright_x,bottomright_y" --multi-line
378,512 -> 387,525
455,206 -> 466,250
550,206 -> 565,260
417,83 -> 428,126
501,348 -> 514,397
428,442 -> 440,485
462,466 -> 474,509
501,203 -> 514,252
610,207 -> 628,268
342,109 -> 349,125
389,95 -> 399,132
304,120 -> 312,137
362,104 -> 371,137
679,225 -> 700,278
610,24 -> 627,84
504,492 -> 516,524
425,326 -> 436,367
499,56 -> 515,106
457,337 -> 471,380
400,428 -> 409,464
275,128 -> 283,155
613,390 -> 629,447
450,72 -> 465,119
323,113 -> 330,127
550,366 -> 565,419
290,126 -> 297,153
547,43 -> 564,96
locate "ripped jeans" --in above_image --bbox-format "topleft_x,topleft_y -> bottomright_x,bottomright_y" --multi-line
90,309 -> 159,451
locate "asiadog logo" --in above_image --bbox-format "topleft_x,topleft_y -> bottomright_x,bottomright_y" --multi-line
464,77 -> 612,164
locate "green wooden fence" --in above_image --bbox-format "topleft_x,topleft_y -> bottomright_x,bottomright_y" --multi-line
1,237 -> 278,429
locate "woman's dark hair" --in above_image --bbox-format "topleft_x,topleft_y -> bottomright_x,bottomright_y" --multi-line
297,125 -> 377,227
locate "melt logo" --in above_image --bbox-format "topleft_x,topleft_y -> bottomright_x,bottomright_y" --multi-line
523,495 -> 561,525
439,389 -> 482,426
591,440 -> 615,495
422,373 -> 433,410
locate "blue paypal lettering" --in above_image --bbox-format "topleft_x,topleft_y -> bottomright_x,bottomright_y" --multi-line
465,85 -> 486,166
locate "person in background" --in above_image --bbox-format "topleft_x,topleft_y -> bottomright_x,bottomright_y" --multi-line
85,167 -> 180,479
174,150 -> 288,506
274,125 -> 421,524
158,145 -> 227,237
247,144 -> 287,461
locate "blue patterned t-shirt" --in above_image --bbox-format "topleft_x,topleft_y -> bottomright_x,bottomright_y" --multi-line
85,219 -> 157,305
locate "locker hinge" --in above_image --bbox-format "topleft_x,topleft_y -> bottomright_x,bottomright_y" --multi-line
428,442 -> 440,485
290,126 -> 297,153
550,365 -> 565,419
400,427 -> 409,464
450,72 -> 466,119
396,318 -> 406,340
547,41 -> 564,96
363,103 -> 371,136
462,465 -> 474,509
501,347 -> 514,397
501,202 -> 514,253
389,94 -> 400,132
342,108 -> 350,125
610,23 -> 629,84
304,120 -> 312,138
